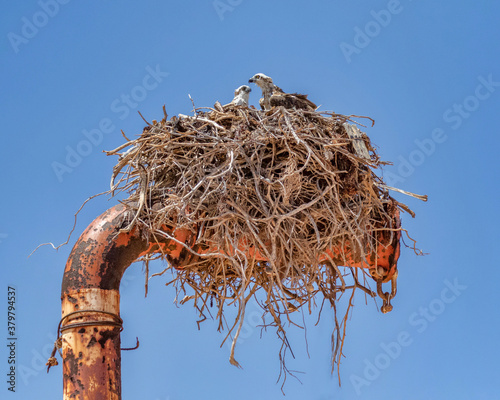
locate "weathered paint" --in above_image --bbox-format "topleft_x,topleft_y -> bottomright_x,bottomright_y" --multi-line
61,289 -> 121,400
61,204 -> 199,399
62,205 -> 149,293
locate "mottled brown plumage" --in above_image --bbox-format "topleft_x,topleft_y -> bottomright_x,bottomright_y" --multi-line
249,73 -> 317,111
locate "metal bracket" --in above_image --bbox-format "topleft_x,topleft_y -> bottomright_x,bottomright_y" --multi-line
377,270 -> 398,313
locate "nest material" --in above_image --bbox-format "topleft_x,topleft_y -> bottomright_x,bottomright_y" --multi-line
106,104 -> 412,380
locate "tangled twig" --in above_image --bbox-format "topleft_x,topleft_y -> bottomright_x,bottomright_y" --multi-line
105,104 -> 420,384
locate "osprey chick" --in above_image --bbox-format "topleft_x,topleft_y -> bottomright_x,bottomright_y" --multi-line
229,85 -> 251,106
248,73 -> 317,111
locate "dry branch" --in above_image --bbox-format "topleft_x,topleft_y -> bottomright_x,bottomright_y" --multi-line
105,104 -> 420,382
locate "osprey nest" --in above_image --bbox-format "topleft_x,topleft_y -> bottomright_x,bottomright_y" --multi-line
105,103 -> 423,379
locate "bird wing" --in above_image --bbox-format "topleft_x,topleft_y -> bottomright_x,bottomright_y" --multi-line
270,92 -> 317,110
290,93 -> 317,110
269,83 -> 316,110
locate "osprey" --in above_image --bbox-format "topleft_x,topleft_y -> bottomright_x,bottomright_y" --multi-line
248,73 -> 317,111
229,85 -> 251,107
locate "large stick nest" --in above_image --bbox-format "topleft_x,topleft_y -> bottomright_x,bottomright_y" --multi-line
106,104 -> 413,381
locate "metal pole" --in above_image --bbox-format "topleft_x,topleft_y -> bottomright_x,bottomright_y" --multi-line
60,204 -> 191,400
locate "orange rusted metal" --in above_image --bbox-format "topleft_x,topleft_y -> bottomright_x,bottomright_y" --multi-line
60,204 -> 187,400
61,289 -> 121,399
321,210 -> 401,283
61,203 -> 401,399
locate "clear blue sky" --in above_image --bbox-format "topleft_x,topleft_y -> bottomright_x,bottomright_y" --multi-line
2,1 -> 500,399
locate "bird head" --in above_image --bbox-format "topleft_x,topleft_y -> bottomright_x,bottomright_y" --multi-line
248,73 -> 273,88
234,85 -> 252,96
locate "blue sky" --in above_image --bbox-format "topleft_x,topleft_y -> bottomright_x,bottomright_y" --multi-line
2,0 -> 500,399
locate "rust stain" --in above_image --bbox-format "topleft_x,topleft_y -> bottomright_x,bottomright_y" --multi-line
62,288 -> 122,400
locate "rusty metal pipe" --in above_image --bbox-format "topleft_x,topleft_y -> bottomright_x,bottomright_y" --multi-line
60,204 -> 189,400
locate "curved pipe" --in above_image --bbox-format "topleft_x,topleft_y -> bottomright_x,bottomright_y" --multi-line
61,204 -> 401,399
60,204 -> 192,400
